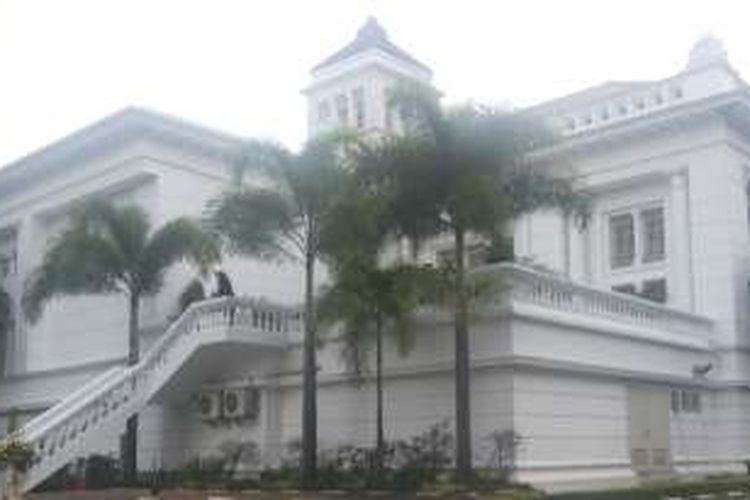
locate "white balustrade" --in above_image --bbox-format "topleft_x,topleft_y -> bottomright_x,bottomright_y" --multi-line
555,81 -> 687,136
1,296 -> 303,493
479,263 -> 714,338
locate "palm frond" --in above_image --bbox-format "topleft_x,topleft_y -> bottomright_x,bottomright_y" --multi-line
387,81 -> 444,140
319,177 -> 390,268
291,139 -> 349,223
139,218 -> 220,294
502,169 -> 590,225
211,135 -> 350,262
76,201 -> 150,271
232,138 -> 294,185
24,201 -> 219,322
353,134 -> 446,251
365,96 -> 588,246
319,261 -> 431,371
208,188 -> 303,259
23,224 -> 124,322
178,279 -> 206,313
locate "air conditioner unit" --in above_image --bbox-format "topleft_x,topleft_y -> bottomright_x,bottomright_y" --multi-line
221,387 -> 260,421
196,391 -> 221,421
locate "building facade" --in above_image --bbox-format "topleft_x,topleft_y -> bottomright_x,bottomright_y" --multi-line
2,19 -> 750,493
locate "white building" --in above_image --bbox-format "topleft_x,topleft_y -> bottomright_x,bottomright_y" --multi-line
1,18 -> 750,493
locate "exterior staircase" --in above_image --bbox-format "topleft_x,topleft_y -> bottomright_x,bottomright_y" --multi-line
2,296 -> 303,493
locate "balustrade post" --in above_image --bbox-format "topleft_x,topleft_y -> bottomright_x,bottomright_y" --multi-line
6,466 -> 23,500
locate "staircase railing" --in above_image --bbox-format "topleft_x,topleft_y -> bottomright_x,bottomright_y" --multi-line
2,296 -> 302,493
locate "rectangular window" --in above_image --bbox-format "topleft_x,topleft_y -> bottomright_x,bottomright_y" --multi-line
670,390 -> 680,413
317,100 -> 331,124
609,205 -> 666,269
609,213 -> 635,268
641,207 -> 665,263
352,87 -> 365,128
335,94 -> 349,125
680,390 -> 691,412
0,234 -> 17,281
671,389 -> 702,414
384,87 -> 394,130
691,392 -> 702,413
641,278 -> 667,304
613,279 -> 668,303
0,256 -> 12,279
612,283 -> 637,296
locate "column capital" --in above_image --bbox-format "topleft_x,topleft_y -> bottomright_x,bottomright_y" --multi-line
670,170 -> 688,189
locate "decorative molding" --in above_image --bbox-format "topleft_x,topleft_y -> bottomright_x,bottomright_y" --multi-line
0,108 -> 242,199
535,90 -> 750,158
1,356 -> 125,383
263,353 -> 727,391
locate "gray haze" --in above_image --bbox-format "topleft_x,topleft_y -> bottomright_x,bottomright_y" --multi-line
1,0 -> 748,165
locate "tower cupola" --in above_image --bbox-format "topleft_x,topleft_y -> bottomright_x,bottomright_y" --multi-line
687,35 -> 729,70
304,17 -> 433,137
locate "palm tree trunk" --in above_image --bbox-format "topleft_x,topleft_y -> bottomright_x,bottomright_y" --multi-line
122,292 -> 140,485
301,252 -> 317,489
375,311 -> 384,469
454,227 -> 472,482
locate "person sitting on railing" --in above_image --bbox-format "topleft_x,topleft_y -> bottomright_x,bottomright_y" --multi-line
212,268 -> 236,325
213,269 -> 235,298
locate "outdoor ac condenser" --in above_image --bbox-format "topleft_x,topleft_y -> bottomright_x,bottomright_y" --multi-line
221,387 -> 260,421
196,390 -> 221,421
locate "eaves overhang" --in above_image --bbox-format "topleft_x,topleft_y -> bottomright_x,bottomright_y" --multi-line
531,88 -> 750,161
0,107 -> 245,199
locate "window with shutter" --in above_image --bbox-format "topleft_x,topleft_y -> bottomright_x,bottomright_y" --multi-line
641,207 -> 665,263
610,213 -> 635,268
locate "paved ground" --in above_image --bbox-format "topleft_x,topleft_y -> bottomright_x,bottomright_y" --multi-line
26,489 -> 536,500
25,488 -> 750,499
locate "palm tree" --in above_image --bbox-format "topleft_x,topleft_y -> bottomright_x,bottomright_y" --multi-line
379,84 -> 588,481
320,262 -> 427,466
319,182 -> 430,467
23,201 -> 219,483
207,136 -> 347,488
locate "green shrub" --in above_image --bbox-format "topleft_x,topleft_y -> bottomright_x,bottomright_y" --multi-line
181,456 -> 227,488
83,454 -> 121,489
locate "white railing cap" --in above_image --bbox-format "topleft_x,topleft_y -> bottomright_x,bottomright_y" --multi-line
475,262 -> 715,328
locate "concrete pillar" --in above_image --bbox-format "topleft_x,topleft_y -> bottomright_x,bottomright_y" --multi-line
513,215 -> 533,260
588,204 -> 603,286
9,215 -> 37,375
261,379 -> 283,467
567,216 -> 587,282
669,171 -> 694,311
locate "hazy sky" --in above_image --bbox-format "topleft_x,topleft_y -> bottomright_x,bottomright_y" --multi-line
1,0 -> 749,166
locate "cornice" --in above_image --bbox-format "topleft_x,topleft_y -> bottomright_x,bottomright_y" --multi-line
0,107 -> 244,199
533,89 -> 750,161
263,353 -> 726,391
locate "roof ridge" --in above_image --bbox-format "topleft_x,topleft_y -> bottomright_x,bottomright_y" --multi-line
0,107 -> 243,197
312,17 -> 430,72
